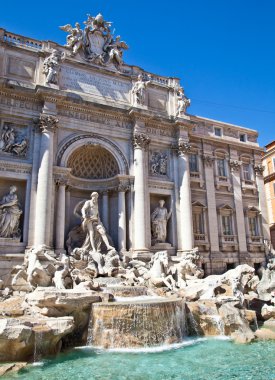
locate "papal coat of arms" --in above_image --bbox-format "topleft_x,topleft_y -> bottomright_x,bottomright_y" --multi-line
60,13 -> 128,69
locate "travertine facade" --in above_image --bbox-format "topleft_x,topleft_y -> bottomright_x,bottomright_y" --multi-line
262,141 -> 275,248
0,14 -> 270,280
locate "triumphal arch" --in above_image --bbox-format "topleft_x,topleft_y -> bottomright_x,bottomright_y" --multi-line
0,13 -> 270,279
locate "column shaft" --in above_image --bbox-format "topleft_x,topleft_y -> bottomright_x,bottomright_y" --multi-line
178,151 -> 193,251
102,192 -> 109,231
55,183 -> 66,251
118,190 -> 126,252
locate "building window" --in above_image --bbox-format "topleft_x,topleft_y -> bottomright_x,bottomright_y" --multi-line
217,158 -> 227,177
189,154 -> 199,172
214,127 -> 222,137
243,164 -> 251,181
193,213 -> 205,234
239,133 -> 247,142
249,216 -> 259,236
222,215 -> 233,235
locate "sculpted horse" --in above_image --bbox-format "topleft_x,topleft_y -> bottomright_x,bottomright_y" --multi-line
148,251 -> 176,290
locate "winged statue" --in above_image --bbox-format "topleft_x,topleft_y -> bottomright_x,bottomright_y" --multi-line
59,22 -> 83,56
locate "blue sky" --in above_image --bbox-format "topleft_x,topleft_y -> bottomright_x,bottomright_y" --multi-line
1,0 -> 275,147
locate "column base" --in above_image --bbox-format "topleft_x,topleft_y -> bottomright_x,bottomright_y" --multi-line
132,249 -> 152,262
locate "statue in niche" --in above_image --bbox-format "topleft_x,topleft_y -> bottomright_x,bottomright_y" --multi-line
0,124 -> 29,157
176,87 -> 191,116
0,186 -> 22,239
151,200 -> 172,244
43,50 -> 64,84
71,192 -> 119,277
150,151 -> 168,176
131,74 -> 151,106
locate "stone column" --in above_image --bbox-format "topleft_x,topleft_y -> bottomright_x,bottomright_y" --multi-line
55,179 -> 67,252
254,164 -> 270,241
27,120 -> 41,247
101,191 -> 109,231
133,132 -> 150,255
203,153 -> 220,253
118,183 -> 128,253
65,186 -> 71,237
177,140 -> 194,253
229,159 -> 248,256
34,114 -> 58,248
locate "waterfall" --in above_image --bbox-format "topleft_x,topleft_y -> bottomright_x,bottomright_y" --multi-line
33,329 -> 44,363
87,298 -> 186,349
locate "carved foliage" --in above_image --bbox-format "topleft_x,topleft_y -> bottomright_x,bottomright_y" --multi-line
254,164 -> 264,175
133,132 -> 150,150
229,159 -> 242,172
39,115 -> 59,133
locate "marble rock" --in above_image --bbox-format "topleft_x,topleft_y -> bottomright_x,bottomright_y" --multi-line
0,316 -> 73,361
257,267 -> 275,302
24,287 -> 106,317
261,304 -> 275,320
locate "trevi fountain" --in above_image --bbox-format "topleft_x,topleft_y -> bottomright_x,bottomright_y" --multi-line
0,11 -> 274,380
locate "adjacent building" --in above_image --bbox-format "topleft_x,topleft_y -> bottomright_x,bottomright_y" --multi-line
0,13 -> 270,281
262,141 -> 275,248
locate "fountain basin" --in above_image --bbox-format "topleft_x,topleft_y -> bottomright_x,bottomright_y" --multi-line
89,297 -> 186,349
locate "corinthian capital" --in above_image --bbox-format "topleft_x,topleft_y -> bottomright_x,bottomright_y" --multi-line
229,159 -> 242,172
132,132 -> 150,150
254,164 -> 264,175
176,139 -> 191,155
39,114 -> 59,133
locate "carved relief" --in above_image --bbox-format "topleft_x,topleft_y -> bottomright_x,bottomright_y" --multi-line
0,123 -> 29,157
150,151 -> 168,176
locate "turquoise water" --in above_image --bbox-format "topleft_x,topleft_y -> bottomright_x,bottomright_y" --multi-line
3,338 -> 275,380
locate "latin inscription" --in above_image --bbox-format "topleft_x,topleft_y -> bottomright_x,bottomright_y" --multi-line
60,66 -> 131,103
0,94 -> 40,111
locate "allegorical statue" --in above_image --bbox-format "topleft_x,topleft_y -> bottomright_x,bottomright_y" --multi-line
131,74 -> 151,106
43,50 -> 65,84
81,192 -> 115,253
71,192 -> 119,277
151,200 -> 172,244
176,87 -> 191,116
0,186 -> 22,239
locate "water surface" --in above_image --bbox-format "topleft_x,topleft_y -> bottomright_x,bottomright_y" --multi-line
3,338 -> 275,380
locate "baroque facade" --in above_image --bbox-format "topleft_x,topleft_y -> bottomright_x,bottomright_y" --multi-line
262,141 -> 275,248
0,13 -> 270,279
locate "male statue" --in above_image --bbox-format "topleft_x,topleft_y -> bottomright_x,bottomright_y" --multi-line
81,192 -> 114,252
151,200 -> 172,244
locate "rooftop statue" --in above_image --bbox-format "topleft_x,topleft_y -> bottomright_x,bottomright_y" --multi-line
60,13 -> 128,69
176,87 -> 191,116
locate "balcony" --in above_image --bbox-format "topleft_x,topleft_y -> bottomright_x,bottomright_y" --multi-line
215,176 -> 232,191
220,235 -> 238,251
194,233 -> 210,250
247,235 -> 265,252
190,171 -> 204,188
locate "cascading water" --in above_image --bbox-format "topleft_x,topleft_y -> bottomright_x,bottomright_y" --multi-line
87,297 -> 186,349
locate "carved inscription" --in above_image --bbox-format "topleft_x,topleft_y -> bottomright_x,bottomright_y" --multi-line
146,126 -> 176,138
60,66 -> 131,103
0,94 -> 40,112
58,108 -> 131,130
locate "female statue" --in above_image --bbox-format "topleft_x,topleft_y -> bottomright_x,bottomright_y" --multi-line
0,186 -> 22,238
